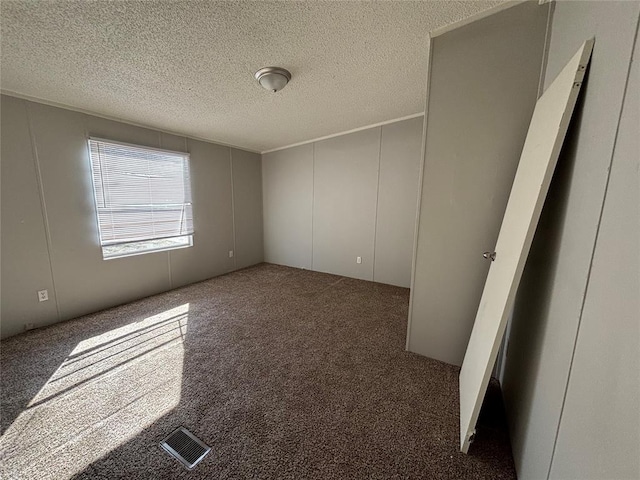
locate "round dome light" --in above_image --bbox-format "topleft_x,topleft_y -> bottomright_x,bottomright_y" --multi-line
254,67 -> 291,93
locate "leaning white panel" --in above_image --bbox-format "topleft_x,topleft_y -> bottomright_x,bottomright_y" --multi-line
458,39 -> 594,453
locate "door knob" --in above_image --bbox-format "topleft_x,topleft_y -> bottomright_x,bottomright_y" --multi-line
483,251 -> 496,261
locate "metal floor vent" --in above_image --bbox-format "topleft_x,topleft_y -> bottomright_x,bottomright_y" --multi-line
160,427 -> 211,470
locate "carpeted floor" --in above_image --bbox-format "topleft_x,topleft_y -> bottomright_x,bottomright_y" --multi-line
0,264 -> 516,479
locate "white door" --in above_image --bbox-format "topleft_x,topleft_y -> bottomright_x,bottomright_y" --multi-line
458,39 -> 594,453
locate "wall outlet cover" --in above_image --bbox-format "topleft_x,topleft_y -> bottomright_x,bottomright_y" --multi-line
37,290 -> 49,302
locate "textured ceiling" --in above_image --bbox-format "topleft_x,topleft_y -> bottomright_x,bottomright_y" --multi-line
1,1 -> 504,152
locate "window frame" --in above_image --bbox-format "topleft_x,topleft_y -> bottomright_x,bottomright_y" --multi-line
87,136 -> 194,260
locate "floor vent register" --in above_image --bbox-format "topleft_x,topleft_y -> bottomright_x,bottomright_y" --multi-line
160,427 -> 211,470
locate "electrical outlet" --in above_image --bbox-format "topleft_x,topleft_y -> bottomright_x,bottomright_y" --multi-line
228,250 -> 234,258
37,289 -> 49,302
356,256 -> 362,264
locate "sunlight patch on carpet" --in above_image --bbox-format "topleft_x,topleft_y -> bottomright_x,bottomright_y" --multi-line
0,304 -> 189,480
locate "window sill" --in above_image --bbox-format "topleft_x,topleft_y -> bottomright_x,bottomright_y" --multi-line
102,236 -> 193,260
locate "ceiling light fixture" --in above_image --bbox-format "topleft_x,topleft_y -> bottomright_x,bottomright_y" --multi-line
254,67 -> 291,93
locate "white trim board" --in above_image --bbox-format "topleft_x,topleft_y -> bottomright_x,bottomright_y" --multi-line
458,39 -> 594,454
406,35 -> 433,351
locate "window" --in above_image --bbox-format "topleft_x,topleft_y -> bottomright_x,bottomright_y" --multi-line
88,138 -> 194,259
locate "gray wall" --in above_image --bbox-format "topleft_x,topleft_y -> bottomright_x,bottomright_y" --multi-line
407,1 -> 550,366
0,95 -> 263,339
232,148 -> 264,270
313,128 -> 380,281
262,144 -> 314,270
375,119 -> 426,288
502,2 -> 640,479
261,117 -> 423,287
550,27 -> 639,480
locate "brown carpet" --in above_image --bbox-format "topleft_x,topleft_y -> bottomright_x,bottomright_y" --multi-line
0,263 -> 516,479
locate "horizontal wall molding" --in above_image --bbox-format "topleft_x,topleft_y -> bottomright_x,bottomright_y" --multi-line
3,90 -> 424,157
1,89 -> 262,155
260,113 -> 425,155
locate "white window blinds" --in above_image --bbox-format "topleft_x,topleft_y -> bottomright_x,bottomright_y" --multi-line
89,138 -> 193,255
